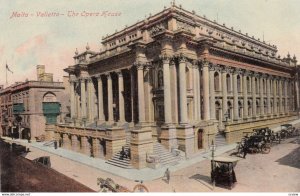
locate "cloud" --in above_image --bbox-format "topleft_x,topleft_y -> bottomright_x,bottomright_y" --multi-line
15,34 -> 47,55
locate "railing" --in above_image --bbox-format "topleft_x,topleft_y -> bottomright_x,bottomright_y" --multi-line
55,124 -> 106,138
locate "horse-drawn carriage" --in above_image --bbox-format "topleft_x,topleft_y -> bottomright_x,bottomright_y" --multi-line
97,178 -> 130,192
236,129 -> 271,156
211,156 -> 239,190
97,178 -> 149,192
280,124 -> 299,139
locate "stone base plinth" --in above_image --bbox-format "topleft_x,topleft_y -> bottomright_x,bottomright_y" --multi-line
160,124 -> 177,150
45,124 -> 55,141
176,124 -> 195,158
130,128 -> 153,169
80,137 -> 91,156
62,134 -> 71,150
105,127 -> 126,160
71,135 -> 80,152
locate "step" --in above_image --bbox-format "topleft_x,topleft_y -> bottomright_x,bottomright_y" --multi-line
106,159 -> 131,165
106,161 -> 133,169
110,157 -> 130,164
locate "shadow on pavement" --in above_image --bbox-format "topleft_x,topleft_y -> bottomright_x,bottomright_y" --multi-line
275,146 -> 300,169
189,174 -> 212,190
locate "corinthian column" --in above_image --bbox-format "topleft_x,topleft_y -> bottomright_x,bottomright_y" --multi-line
97,75 -> 105,122
179,56 -> 188,124
162,56 -> 172,124
279,78 -> 283,114
117,70 -> 125,123
192,61 -> 199,122
70,80 -> 76,119
222,67 -> 228,121
136,63 -> 145,123
273,79 -> 277,114
267,76 -> 271,114
87,78 -> 94,122
260,75 -> 265,116
233,69 -> 239,120
170,60 -> 178,123
106,73 -> 114,123
80,78 -> 87,119
252,73 -> 257,117
284,79 -> 288,114
209,64 -> 216,120
202,61 -> 210,121
243,71 -> 248,119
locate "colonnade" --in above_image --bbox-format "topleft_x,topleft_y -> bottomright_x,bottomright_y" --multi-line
68,57 -> 298,128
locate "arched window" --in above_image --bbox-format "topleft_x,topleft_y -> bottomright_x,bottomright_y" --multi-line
43,92 -> 57,102
264,99 -> 267,113
226,74 -> 231,92
227,101 -> 232,120
214,72 -> 220,91
157,70 -> 163,88
263,79 -> 266,94
255,78 -> 259,94
247,77 -> 251,93
270,80 -> 273,94
215,101 -> 221,121
248,100 -> 252,116
270,100 -> 273,113
256,100 -> 260,115
237,75 -> 242,93
186,67 -> 190,89
238,101 -> 243,119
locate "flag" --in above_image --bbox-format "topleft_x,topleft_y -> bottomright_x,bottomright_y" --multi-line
6,63 -> 13,74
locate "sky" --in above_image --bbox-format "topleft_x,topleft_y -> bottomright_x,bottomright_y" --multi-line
0,0 -> 300,87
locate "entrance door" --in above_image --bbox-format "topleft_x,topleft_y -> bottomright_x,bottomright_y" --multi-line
198,129 -> 203,149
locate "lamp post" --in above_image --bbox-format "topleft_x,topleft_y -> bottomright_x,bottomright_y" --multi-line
210,140 -> 216,190
224,112 -> 229,124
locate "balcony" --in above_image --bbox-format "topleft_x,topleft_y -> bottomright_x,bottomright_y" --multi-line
13,103 -> 25,114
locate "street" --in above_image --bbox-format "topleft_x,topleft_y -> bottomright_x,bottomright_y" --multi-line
4,136 -> 299,192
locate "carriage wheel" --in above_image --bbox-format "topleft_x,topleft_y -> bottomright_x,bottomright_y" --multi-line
133,184 -> 149,192
262,146 -> 270,154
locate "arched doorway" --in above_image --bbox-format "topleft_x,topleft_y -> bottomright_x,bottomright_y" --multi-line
100,138 -> 106,157
21,128 -> 31,140
197,129 -> 204,149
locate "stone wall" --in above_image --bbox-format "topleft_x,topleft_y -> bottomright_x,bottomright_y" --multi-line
225,115 -> 298,143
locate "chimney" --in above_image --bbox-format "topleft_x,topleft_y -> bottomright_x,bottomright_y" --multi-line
36,65 -> 45,81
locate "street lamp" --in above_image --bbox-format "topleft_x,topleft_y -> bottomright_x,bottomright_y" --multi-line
224,112 -> 229,124
210,140 -> 217,190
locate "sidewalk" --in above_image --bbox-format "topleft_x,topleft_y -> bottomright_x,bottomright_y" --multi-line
2,136 -> 236,181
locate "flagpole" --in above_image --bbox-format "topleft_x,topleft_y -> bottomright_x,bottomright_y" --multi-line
6,60 -> 8,85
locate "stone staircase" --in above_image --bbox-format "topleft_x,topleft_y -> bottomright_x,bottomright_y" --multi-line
105,143 -> 133,169
153,142 -> 181,167
215,132 -> 227,147
106,127 -> 181,169
105,130 -> 133,169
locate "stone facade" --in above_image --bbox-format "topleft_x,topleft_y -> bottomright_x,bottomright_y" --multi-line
0,86 -> 13,137
0,66 -> 70,140
57,4 -> 300,169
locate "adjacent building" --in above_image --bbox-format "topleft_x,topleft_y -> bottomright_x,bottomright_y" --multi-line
0,85 -> 13,137
56,4 -> 299,169
0,65 -> 70,140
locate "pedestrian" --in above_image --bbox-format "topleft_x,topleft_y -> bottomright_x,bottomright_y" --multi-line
164,168 -> 170,184
242,142 -> 248,158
